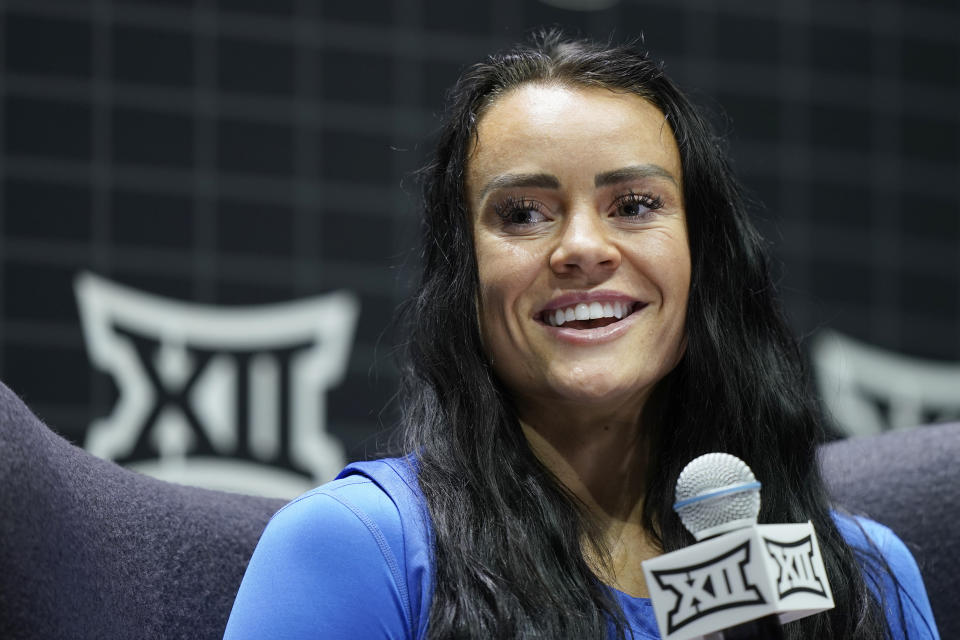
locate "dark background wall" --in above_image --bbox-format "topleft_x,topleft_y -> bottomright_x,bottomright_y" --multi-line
2,0 -> 957,461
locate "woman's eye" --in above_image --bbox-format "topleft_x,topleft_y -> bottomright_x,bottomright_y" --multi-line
613,192 -> 664,219
504,208 -> 547,225
494,197 -> 548,228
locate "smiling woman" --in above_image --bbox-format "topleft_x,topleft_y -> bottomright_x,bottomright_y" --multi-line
223,30 -> 939,640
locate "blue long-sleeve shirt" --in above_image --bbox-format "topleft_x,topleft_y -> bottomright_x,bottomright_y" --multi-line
223,458 -> 939,639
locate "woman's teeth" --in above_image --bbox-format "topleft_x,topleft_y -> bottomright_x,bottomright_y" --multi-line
545,301 -> 634,327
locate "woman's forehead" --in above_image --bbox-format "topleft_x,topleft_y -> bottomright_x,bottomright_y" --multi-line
466,83 -> 682,195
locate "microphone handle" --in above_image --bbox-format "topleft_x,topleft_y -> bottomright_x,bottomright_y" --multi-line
721,614 -> 785,640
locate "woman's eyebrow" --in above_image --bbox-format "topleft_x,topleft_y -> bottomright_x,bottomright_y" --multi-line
479,173 -> 560,199
595,164 -> 678,187
478,165 -> 676,200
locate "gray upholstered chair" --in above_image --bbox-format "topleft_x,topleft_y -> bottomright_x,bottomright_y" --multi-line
819,422 -> 958,638
1,379 -> 956,638
0,381 -> 284,639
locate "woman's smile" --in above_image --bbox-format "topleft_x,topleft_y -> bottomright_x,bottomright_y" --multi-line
534,291 -> 648,344
537,291 -> 645,328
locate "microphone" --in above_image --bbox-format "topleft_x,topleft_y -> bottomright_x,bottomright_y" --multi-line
642,453 -> 834,640
674,453 -> 780,640
673,452 -> 762,540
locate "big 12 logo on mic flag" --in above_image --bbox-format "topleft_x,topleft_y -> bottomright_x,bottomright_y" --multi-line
642,522 -> 834,640
75,272 -> 359,499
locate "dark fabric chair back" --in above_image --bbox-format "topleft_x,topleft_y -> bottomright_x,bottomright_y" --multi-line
0,382 -> 285,640
819,422 -> 959,639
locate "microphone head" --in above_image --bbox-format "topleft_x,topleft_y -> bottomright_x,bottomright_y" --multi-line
673,452 -> 761,540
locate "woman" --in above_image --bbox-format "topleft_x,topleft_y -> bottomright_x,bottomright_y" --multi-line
224,31 -> 938,639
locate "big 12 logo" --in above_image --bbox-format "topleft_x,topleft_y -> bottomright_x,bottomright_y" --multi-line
75,272 -> 359,498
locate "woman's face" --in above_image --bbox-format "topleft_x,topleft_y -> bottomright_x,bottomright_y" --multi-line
467,83 -> 691,425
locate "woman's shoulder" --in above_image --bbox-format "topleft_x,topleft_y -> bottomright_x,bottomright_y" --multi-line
832,512 -> 924,585
270,456 -> 428,558
832,512 -> 908,560
224,457 -> 431,639
279,458 -> 410,518
832,512 -> 940,639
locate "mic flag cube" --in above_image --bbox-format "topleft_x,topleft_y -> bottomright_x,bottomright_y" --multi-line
641,522 -> 834,640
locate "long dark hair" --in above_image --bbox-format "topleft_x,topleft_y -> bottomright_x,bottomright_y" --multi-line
398,29 -> 892,639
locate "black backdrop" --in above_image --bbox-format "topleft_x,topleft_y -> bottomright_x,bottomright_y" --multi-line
2,0 -> 957,463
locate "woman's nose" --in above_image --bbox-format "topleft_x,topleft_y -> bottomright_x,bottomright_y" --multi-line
549,211 -> 620,279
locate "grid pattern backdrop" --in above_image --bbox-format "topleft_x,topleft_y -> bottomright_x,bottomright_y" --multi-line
1,0 -> 958,458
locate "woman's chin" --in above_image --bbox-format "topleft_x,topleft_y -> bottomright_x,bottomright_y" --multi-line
537,375 -> 651,416
499,363 -> 665,424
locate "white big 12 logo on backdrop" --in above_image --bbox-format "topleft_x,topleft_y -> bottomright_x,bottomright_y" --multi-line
75,272 -> 359,498
812,330 -> 960,436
